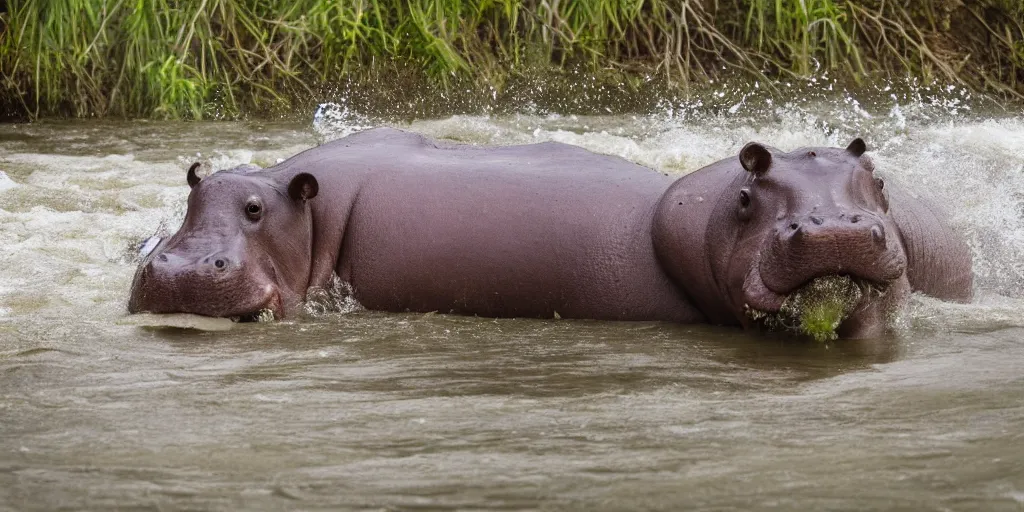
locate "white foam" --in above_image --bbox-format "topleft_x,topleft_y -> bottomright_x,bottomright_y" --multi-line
0,82 -> 1021,332
0,171 -> 17,192
313,101 -> 375,143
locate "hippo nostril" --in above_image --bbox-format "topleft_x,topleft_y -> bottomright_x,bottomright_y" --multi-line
871,225 -> 885,245
789,223 -> 799,231
810,215 -> 824,225
851,215 -> 862,224
157,254 -> 168,262
214,259 -> 226,269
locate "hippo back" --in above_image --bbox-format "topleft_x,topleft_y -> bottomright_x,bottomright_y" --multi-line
281,128 -> 703,322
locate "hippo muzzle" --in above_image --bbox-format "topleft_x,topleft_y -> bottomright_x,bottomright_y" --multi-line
128,237 -> 283,320
739,208 -> 910,338
756,211 -> 907,298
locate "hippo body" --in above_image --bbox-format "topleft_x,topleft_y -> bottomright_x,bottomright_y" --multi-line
299,129 -> 700,322
129,128 -> 973,338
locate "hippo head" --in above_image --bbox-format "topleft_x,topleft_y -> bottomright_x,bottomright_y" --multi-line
693,139 -> 910,338
128,163 -> 319,319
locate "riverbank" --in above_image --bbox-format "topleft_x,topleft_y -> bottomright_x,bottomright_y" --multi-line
1,0 -> 1022,119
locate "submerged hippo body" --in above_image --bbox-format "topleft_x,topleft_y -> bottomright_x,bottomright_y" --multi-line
128,128 -> 972,338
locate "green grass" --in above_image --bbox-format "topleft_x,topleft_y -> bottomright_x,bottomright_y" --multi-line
776,275 -> 863,343
1,0 -> 1022,119
797,296 -> 850,343
744,0 -> 864,77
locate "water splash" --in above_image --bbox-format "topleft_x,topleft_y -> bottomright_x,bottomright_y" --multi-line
1,78 -> 1022,333
0,171 -> 17,192
904,293 -> 1024,334
303,273 -> 364,318
312,101 -> 376,144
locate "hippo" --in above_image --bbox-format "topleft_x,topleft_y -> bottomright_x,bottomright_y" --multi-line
128,128 -> 972,338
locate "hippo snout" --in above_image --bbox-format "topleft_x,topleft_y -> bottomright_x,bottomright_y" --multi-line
146,247 -> 243,278
198,252 -> 238,273
128,243 -> 279,318
759,211 -> 906,295
783,212 -> 886,246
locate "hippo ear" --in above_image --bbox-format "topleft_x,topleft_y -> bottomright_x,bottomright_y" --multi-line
288,173 -> 319,202
187,162 -> 202,188
739,142 -> 772,177
846,138 -> 867,157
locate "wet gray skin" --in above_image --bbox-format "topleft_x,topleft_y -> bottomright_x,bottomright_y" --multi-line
1,102 -> 1024,510
126,131 -> 970,340
127,166 -> 319,320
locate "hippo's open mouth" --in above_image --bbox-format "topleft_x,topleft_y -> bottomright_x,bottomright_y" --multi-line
738,240 -> 902,341
745,271 -> 891,313
744,273 -> 893,341
741,243 -> 901,313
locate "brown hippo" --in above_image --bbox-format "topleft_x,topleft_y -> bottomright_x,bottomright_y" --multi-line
128,128 -> 972,338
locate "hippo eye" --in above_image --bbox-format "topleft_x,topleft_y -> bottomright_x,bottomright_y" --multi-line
245,200 -> 262,220
874,178 -> 889,212
737,188 -> 755,221
739,189 -> 751,208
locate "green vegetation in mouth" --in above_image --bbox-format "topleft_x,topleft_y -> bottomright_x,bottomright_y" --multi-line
781,276 -> 863,343
748,275 -> 863,343
0,0 -> 1022,119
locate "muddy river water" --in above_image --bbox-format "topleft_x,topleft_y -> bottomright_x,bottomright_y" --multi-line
1,85 -> 1023,509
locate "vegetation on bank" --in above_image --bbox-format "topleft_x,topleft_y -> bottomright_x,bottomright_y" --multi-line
0,0 -> 1022,119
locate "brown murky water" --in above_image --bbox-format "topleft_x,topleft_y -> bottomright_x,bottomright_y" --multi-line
1,87 -> 1023,509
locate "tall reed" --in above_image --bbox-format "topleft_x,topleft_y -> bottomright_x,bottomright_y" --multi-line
0,0 -> 1021,119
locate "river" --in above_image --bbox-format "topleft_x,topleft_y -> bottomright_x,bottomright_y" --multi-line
1,82 -> 1023,509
